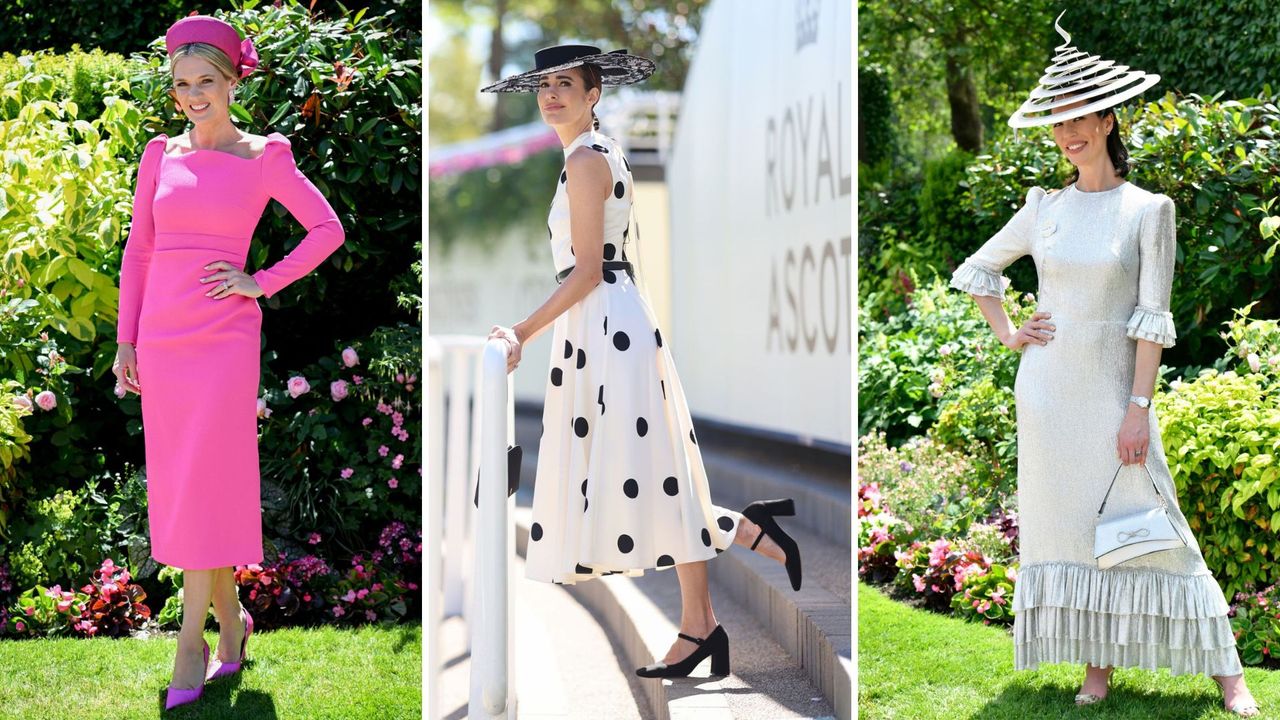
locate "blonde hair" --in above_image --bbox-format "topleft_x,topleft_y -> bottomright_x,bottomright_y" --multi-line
168,42 -> 237,83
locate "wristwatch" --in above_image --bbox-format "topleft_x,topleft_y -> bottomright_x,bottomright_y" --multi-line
1129,394 -> 1151,409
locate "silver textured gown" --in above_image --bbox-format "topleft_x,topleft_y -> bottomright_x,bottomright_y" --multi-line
949,181 -> 1243,676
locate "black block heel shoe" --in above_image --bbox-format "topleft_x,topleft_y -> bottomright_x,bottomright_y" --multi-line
741,498 -> 802,591
635,625 -> 730,678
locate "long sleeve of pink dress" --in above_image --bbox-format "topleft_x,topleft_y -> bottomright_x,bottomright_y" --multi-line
116,131 -> 344,570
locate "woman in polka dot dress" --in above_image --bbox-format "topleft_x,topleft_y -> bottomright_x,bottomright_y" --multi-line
482,44 -> 804,679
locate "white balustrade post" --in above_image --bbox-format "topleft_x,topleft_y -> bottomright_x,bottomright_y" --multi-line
425,338 -> 444,720
469,338 -> 514,718
443,346 -> 472,617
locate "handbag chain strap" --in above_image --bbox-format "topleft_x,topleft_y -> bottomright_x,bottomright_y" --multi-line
1096,462 -> 1168,517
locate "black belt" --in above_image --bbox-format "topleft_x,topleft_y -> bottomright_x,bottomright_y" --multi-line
556,261 -> 634,284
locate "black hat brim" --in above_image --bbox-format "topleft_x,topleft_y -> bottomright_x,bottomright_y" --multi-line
480,51 -> 656,93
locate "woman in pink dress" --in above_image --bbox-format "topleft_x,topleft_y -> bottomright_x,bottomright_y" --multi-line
110,16 -> 344,709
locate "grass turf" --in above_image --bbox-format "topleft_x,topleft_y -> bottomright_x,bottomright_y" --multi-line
859,581 -> 1279,719
0,622 -> 421,719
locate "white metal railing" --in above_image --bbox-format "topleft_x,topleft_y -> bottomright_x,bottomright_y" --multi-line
426,335 -> 517,720
597,89 -> 681,167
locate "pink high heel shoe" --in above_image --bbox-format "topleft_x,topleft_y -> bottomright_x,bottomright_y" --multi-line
207,607 -> 253,681
164,639 -> 209,710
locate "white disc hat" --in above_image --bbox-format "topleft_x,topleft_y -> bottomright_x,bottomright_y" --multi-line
1008,11 -> 1161,128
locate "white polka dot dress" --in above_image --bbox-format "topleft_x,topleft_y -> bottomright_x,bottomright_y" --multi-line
525,129 -> 743,585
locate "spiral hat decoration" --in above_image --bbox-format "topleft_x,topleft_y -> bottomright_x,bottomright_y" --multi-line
1007,11 -> 1161,128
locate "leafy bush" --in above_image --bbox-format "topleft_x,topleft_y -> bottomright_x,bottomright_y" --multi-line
5,485 -> 109,590
917,147 -> 977,264
259,323 -> 420,550
234,554 -> 333,631
1229,582 -> 1280,666
325,520 -> 420,625
1160,367 -> 1280,600
930,375 -> 1017,489
858,276 -> 1030,443
857,508 -> 913,585
951,562 -> 1017,625
0,48 -> 134,121
962,520 -> 1016,565
71,557 -> 150,637
858,432 -> 1005,541
858,63 -> 897,170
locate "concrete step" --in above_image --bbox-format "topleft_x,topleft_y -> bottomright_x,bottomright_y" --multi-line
512,408 -> 852,719
514,500 -> 837,720
435,552 -> 653,720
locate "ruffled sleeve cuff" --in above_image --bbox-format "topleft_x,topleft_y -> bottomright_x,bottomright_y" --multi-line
949,260 -> 1009,298
1126,305 -> 1177,348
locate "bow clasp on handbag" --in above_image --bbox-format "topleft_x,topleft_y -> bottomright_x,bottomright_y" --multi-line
1116,527 -> 1151,543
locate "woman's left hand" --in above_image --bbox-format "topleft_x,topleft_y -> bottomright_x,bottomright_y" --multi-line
1117,405 -> 1150,465
201,261 -> 264,299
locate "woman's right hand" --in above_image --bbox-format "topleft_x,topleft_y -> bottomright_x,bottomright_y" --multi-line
488,325 -> 522,374
113,342 -> 142,396
1002,311 -> 1055,351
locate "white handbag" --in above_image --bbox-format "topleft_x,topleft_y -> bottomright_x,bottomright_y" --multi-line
1093,462 -> 1188,569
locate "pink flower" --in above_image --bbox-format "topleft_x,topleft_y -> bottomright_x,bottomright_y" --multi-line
356,588 -> 369,600
1248,353 -> 1262,373
340,467 -> 354,479
287,376 -> 310,398
342,347 -> 360,367
388,477 -> 398,489
365,609 -> 377,621
45,585 -> 62,598
332,606 -> 345,617
15,621 -> 25,633
353,375 -> 363,385
392,411 -> 404,426
371,583 -> 384,592
256,397 -> 272,418
34,390 -> 56,411
23,606 -> 35,616
362,417 -> 373,427
912,575 -> 925,593
308,532 -> 322,545
12,395 -> 33,412
330,379 -> 349,402
56,599 -> 73,613
395,373 -> 405,383
407,374 -> 416,384
391,454 -> 403,469
378,445 -> 389,457
342,589 -> 357,603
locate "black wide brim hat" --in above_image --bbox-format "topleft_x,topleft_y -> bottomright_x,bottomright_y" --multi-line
480,44 -> 656,93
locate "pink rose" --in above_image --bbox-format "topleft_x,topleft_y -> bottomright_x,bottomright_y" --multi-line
13,395 -> 33,412
330,379 -> 349,402
391,454 -> 403,469
256,397 -> 272,418
388,477 -> 398,489
287,376 -> 310,398
342,347 -> 360,367
34,390 -> 56,411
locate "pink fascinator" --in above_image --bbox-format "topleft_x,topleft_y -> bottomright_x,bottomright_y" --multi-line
165,15 -> 259,79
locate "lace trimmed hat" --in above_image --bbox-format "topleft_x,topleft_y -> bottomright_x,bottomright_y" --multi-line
480,44 -> 655,93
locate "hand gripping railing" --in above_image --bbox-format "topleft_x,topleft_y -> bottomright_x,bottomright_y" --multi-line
470,338 -> 517,718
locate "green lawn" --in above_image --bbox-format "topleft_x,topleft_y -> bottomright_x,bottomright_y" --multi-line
0,623 -> 421,719
859,581 -> 1280,719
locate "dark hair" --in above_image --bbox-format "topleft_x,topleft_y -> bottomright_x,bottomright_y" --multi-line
1063,107 -> 1130,186
580,63 -> 603,130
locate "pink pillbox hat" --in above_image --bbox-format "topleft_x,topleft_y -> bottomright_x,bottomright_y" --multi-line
165,15 -> 259,79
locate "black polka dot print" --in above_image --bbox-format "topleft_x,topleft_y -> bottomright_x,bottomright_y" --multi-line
603,316 -> 608,334
655,329 -> 663,348
690,429 -> 697,445
636,417 -> 648,437
603,270 -> 617,284
623,478 -> 639,498
618,535 -> 634,553
581,478 -> 588,496
663,476 -> 678,496
560,169 -> 567,184
564,340 -> 573,360
604,243 -> 617,260
583,498 -> 589,512
551,367 -> 563,386
622,155 -> 631,172
701,529 -> 711,547
577,348 -> 586,369
661,380 -> 667,399
657,555 -> 674,567
574,417 -> 589,437
590,143 -> 609,153
531,523 -> 543,541
623,225 -> 629,239
613,332 -> 630,351
613,181 -> 625,199
597,384 -> 605,414
717,516 -> 734,532
575,563 -> 592,574
548,224 -> 552,240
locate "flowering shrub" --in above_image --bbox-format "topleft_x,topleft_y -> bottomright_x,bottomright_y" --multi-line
5,584 -> 87,637
858,432 -> 1003,541
327,520 -> 421,625
73,558 -> 151,637
963,519 -> 1016,565
234,553 -> 334,631
858,481 -> 884,518
1229,582 -> 1280,666
858,510 -> 912,584
258,323 -> 420,550
951,562 -> 1017,625
894,538 -> 992,611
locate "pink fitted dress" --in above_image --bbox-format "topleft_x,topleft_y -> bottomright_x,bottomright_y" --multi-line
116,132 -> 345,570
